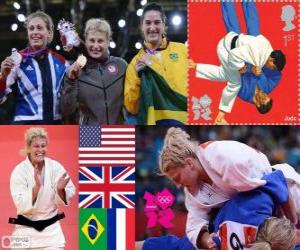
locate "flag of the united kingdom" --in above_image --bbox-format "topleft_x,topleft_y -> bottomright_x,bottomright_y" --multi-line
79,166 -> 135,208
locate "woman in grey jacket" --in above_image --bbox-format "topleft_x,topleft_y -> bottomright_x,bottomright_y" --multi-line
61,18 -> 127,125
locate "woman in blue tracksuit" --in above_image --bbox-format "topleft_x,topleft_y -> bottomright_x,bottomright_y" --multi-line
0,11 -> 65,124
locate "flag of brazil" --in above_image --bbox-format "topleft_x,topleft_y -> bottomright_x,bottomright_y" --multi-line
79,208 -> 107,249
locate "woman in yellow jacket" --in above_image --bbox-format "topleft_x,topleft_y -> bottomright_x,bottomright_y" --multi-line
124,3 -> 188,125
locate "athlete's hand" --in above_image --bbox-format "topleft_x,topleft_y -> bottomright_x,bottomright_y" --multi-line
0,57 -> 14,79
251,66 -> 262,76
207,233 -> 218,250
57,172 -> 70,191
238,65 -> 247,74
188,59 -> 197,69
281,189 -> 298,225
67,62 -> 82,80
59,33 -> 67,48
135,54 -> 152,73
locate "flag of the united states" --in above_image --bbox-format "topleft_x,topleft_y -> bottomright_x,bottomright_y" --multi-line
79,126 -> 135,166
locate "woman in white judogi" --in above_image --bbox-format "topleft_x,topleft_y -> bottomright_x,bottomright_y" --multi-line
10,127 -> 75,250
159,127 -> 300,249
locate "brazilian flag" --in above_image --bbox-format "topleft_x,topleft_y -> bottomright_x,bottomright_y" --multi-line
79,208 -> 107,249
137,66 -> 187,125
79,208 -> 135,249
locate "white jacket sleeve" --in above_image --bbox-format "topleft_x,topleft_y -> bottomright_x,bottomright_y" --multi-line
272,163 -> 300,184
228,35 -> 273,70
201,141 -> 272,192
10,167 -> 34,214
195,64 -> 227,82
219,158 -> 267,191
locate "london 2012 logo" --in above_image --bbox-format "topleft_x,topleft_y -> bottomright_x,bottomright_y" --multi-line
143,188 -> 175,228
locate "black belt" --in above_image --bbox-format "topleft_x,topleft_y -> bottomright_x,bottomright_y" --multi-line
230,35 -> 239,50
9,213 -> 65,232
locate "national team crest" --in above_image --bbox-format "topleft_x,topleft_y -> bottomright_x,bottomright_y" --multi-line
107,63 -> 118,75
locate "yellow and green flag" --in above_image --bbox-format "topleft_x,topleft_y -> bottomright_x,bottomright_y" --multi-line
137,66 -> 187,125
80,208 -> 107,249
79,208 -> 135,249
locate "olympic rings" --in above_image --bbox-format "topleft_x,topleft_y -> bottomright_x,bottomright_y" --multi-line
156,195 -> 173,204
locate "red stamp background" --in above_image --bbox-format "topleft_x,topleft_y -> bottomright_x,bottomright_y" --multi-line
188,1 -> 298,124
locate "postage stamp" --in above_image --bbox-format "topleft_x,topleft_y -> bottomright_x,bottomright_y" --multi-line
188,0 -> 298,124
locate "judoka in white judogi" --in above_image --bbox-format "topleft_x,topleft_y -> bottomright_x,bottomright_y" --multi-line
185,140 -> 300,249
10,157 -> 75,249
196,32 -> 273,113
194,2 -> 284,122
196,1 -> 277,113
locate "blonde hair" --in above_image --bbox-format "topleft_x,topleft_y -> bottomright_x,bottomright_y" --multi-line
22,127 -> 48,156
84,18 -> 112,41
250,217 -> 296,250
25,11 -> 54,44
159,127 -> 198,174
